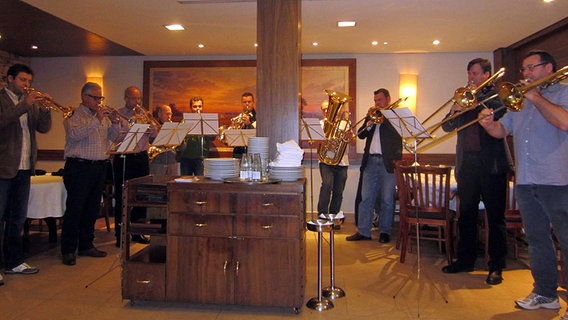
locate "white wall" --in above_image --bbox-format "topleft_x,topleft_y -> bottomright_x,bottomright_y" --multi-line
31,51 -> 493,213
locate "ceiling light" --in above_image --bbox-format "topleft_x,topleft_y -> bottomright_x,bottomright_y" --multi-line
543,0 -> 554,2
254,43 -> 258,47
371,41 -> 378,46
432,40 -> 440,45
312,42 -> 318,46
383,41 -> 389,45
337,21 -> 356,27
31,45 -> 38,50
164,24 -> 185,31
198,44 -> 204,48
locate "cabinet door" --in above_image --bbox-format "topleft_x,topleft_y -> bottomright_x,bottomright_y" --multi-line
166,236 -> 234,304
233,238 -> 303,308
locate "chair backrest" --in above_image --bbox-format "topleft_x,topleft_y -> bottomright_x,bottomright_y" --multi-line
395,164 -> 452,217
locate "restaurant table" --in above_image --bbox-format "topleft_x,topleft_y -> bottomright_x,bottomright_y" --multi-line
25,174 -> 67,242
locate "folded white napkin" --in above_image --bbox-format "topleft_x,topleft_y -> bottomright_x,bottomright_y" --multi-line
269,140 -> 304,167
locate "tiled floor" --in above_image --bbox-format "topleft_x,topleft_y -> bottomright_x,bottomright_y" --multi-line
1,217 -> 566,320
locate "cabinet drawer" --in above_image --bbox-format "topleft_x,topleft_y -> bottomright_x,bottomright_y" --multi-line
169,191 -> 231,213
235,216 -> 300,238
122,262 -> 165,301
235,193 -> 302,215
169,213 -> 232,236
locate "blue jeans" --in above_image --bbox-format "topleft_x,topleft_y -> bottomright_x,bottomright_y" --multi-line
516,184 -> 568,299
317,163 -> 348,215
0,170 -> 31,269
357,156 -> 396,237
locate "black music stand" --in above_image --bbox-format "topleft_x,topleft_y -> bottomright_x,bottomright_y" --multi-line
300,118 -> 326,220
383,108 -> 448,307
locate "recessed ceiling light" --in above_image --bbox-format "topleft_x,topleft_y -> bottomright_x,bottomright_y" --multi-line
337,21 -> 356,27
312,42 -> 319,46
31,45 -> 38,50
432,40 -> 440,45
198,44 -> 204,48
383,41 -> 389,45
543,0 -> 554,3
164,24 -> 185,31
371,41 -> 378,46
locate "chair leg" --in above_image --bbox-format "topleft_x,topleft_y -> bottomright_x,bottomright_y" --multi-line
399,223 -> 410,263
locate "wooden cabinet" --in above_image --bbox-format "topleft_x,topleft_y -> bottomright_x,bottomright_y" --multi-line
122,176 -> 306,311
121,175 -> 173,302
166,179 -> 306,309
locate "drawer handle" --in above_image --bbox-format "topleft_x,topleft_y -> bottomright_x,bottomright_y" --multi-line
261,202 -> 274,207
136,280 -> 151,284
235,261 -> 240,277
261,224 -> 273,229
223,260 -> 228,275
194,200 -> 207,205
194,223 -> 207,227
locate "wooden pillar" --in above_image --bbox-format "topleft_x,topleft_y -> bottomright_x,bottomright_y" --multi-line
256,0 -> 301,159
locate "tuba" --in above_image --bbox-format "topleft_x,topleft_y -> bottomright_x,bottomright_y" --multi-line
317,90 -> 353,165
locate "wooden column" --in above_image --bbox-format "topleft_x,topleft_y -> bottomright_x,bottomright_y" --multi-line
256,0 -> 301,159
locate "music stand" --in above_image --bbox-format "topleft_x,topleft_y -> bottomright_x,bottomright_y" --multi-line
151,122 -> 192,174
225,129 -> 256,149
300,118 -> 326,220
184,112 -> 219,159
383,108 -> 448,306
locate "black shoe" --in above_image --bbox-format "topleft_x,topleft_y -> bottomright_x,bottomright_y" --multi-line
441,262 -> 474,274
132,235 -> 150,244
78,248 -> 107,258
332,225 -> 341,230
486,270 -> 503,285
378,233 -> 390,243
346,232 -> 371,241
62,253 -> 76,266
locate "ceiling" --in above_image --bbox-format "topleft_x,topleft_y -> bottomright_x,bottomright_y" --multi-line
1,0 -> 567,57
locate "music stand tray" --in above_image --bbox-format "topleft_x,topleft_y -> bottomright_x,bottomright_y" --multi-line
112,124 -> 150,154
226,129 -> 256,147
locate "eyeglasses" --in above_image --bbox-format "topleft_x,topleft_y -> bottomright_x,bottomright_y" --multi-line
85,94 -> 105,101
519,62 -> 546,73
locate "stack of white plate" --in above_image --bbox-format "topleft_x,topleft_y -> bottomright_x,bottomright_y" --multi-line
269,166 -> 304,182
248,137 -> 270,172
204,158 -> 239,180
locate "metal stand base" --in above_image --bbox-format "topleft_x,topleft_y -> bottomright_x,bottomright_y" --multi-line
306,219 -> 334,312
321,214 -> 346,300
306,296 -> 334,311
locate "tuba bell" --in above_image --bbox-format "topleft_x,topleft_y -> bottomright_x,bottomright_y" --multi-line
317,90 -> 353,166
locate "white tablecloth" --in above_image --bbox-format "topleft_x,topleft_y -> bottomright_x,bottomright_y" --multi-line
28,174 -> 67,219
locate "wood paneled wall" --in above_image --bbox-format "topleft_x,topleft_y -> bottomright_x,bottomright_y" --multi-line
494,17 -> 568,83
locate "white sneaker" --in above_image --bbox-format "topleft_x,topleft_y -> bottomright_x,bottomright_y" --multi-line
4,262 -> 39,275
515,292 -> 560,310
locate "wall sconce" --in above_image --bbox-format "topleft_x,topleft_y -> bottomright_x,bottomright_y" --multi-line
86,76 -> 104,94
399,74 -> 418,114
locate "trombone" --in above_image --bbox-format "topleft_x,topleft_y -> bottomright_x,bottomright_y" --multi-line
98,104 -> 135,126
24,87 -> 74,118
414,65 -> 568,152
133,104 -> 161,129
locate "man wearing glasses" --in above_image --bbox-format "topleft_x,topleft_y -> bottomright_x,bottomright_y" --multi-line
61,82 -> 119,266
479,50 -> 568,317
112,86 -> 158,247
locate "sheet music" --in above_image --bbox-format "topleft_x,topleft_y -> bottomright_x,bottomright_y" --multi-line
183,113 -> 219,135
115,124 -> 150,153
152,122 -> 191,146
382,107 -> 431,139
225,129 -> 256,147
300,118 -> 326,141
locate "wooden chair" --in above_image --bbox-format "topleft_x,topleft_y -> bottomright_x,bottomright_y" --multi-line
395,164 -> 454,264
483,171 -> 523,265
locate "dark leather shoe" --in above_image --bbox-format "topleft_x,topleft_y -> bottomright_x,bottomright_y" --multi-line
132,234 -> 150,244
486,270 -> 503,285
346,232 -> 371,241
378,233 -> 390,243
78,248 -> 107,258
332,225 -> 341,230
441,263 -> 474,274
62,253 -> 76,266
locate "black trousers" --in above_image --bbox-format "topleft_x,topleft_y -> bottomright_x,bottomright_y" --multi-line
61,158 -> 107,254
456,153 -> 508,270
112,152 -> 149,241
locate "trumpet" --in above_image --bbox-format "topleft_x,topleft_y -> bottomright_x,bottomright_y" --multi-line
24,87 -> 74,118
98,104 -> 135,126
352,97 -> 408,136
